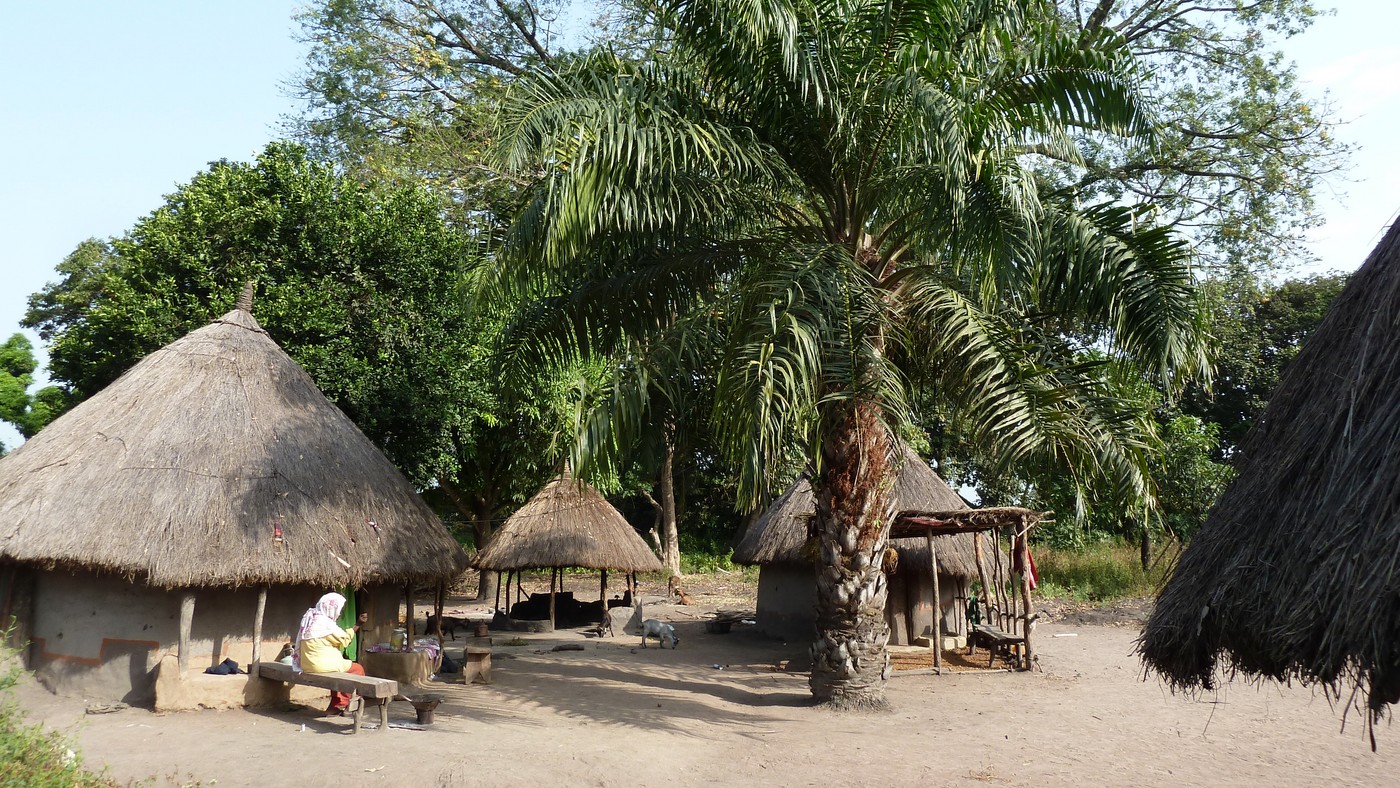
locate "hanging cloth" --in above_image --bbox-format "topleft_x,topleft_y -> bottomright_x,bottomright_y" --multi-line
335,587 -> 359,659
1014,545 -> 1039,591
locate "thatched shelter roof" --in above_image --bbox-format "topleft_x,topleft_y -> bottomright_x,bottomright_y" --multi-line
472,468 -> 663,573
1141,219 -> 1400,719
732,445 -> 991,578
0,296 -> 469,589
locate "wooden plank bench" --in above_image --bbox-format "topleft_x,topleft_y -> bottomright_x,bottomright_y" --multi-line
256,662 -> 397,734
970,623 -> 1025,668
461,647 -> 492,685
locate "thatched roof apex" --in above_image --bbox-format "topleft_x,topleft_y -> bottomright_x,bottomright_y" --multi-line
732,445 -> 988,577
1141,219 -> 1400,717
0,301 -> 469,589
473,468 -> 663,573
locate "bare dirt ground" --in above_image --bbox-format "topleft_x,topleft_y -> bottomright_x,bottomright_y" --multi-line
17,592 -> 1400,788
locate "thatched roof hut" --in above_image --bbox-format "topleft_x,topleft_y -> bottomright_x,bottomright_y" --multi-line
733,444 -> 981,576
0,289 -> 469,705
734,445 -> 999,644
473,467 -> 662,573
1141,220 -> 1400,721
0,297 -> 468,588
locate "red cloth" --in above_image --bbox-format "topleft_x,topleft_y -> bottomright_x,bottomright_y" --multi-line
329,662 -> 366,710
1014,544 -> 1039,591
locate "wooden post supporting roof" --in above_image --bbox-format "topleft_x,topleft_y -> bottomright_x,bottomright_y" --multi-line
178,592 -> 196,678
250,586 -> 267,672
927,528 -> 941,671
549,569 -> 558,628
1019,519 -> 1035,670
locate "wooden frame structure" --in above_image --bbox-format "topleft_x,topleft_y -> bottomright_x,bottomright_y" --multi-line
892,506 -> 1044,670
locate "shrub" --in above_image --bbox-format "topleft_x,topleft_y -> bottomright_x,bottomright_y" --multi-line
1033,541 -> 1168,602
0,650 -> 113,787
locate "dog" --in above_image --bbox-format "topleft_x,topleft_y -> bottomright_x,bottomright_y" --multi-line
640,619 -> 680,649
424,614 -> 470,641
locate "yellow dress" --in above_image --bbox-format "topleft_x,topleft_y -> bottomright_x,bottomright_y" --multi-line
299,627 -> 355,673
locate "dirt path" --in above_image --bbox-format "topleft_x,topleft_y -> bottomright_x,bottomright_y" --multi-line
18,619 -> 1397,787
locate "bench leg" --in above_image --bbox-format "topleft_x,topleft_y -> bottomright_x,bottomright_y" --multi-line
352,696 -> 363,734
377,699 -> 389,733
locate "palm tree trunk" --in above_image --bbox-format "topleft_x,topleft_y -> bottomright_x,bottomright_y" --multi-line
809,403 -> 895,709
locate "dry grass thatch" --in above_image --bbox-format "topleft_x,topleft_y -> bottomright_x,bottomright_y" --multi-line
732,445 -> 990,577
472,468 -> 663,573
1141,219 -> 1400,720
0,303 -> 470,589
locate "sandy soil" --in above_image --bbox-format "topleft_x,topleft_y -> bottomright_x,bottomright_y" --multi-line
16,602 -> 1400,788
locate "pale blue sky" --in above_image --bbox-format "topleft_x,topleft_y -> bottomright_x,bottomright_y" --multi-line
1,1 -> 1398,449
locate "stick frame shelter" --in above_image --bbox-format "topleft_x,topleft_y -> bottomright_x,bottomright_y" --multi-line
891,507 -> 1044,670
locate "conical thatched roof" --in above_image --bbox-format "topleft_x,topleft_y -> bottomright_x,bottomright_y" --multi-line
0,300 -> 469,589
733,445 -> 987,577
472,468 -> 663,572
1141,220 -> 1400,718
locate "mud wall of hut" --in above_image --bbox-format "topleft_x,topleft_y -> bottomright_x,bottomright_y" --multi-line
27,569 -> 404,704
754,564 -> 967,645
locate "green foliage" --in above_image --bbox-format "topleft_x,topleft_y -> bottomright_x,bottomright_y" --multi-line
21,143 -> 581,544
490,0 -> 1208,517
1052,0 -> 1348,273
1181,269 -> 1349,458
0,334 -> 68,440
1034,541 -> 1167,602
0,652 -> 112,787
1151,414 -> 1235,540
678,549 -> 757,578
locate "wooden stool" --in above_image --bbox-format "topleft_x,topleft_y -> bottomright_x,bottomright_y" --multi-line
462,647 -> 492,684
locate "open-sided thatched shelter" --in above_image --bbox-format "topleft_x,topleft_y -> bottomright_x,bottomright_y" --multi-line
0,286 -> 469,706
734,445 -> 995,646
474,466 -> 662,627
1141,220 -> 1400,727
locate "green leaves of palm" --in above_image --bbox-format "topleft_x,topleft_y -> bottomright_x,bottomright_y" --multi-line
493,0 -> 1206,509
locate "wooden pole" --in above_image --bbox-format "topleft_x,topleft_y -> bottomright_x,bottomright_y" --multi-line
991,530 -> 1007,631
250,586 -> 267,672
178,592 -> 196,678
494,571 -> 502,614
927,528 -> 941,670
405,584 -> 415,639
600,569 -> 608,604
973,532 -> 994,629
549,569 -> 557,629
1019,520 -> 1035,670
434,581 -> 445,642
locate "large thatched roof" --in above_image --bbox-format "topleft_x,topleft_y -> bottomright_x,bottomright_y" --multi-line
732,445 -> 988,577
0,300 -> 469,589
1141,219 -> 1400,718
473,468 -> 663,572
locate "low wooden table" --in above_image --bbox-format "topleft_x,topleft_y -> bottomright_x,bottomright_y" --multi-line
256,662 -> 397,734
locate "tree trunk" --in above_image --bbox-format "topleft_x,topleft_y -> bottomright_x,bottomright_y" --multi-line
439,477 -> 498,601
809,403 -> 895,709
1140,520 -> 1151,571
659,437 -> 682,576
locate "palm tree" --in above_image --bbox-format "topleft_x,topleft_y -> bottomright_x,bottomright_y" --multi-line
491,0 -> 1206,707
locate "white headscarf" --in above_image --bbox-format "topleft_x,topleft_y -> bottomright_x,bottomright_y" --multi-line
293,592 -> 346,672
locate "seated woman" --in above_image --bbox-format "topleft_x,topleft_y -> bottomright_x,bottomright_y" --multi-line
294,592 -> 370,716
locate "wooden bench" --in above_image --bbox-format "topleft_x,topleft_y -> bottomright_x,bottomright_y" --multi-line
461,647 -> 492,685
256,662 -> 397,734
969,623 -> 1025,668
